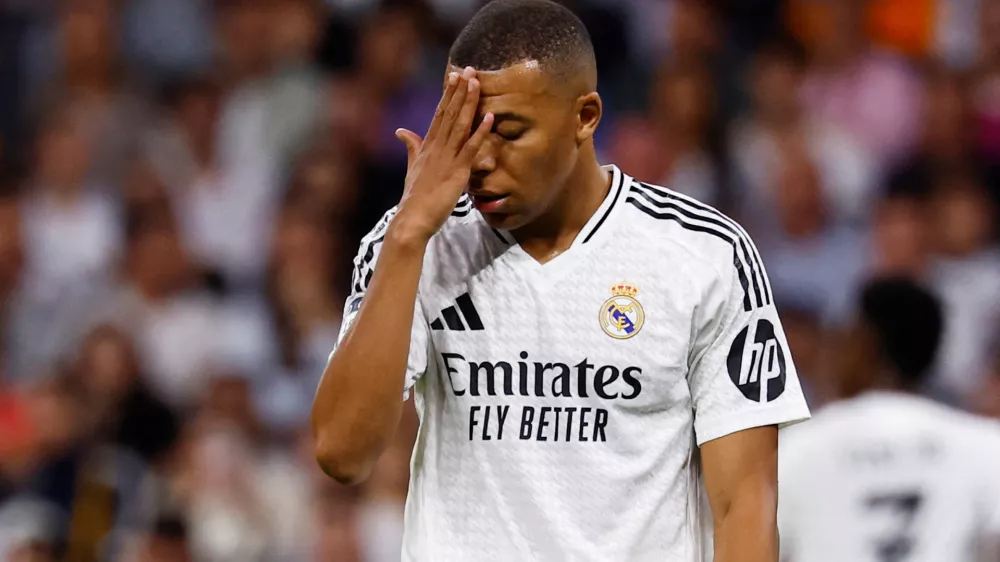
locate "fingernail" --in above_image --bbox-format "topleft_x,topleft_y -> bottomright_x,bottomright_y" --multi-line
468,78 -> 478,92
463,66 -> 475,79
448,72 -> 459,85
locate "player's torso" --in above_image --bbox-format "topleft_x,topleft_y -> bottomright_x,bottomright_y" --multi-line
403,170 -> 711,561
784,394 -> 997,562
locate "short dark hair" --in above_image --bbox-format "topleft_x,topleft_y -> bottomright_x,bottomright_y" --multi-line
859,277 -> 944,387
448,0 -> 595,82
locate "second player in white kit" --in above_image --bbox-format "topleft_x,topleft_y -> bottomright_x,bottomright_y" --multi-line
779,279 -> 1000,562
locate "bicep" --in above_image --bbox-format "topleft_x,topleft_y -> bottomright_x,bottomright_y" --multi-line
700,425 -> 779,523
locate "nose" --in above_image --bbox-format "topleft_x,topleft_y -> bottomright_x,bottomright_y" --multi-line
471,138 -> 497,178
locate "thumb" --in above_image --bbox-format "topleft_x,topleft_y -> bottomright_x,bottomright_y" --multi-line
395,128 -> 422,164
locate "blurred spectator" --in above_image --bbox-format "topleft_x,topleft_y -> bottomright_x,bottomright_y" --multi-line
871,193 -> 932,279
888,64 -> 986,200
730,38 -> 877,231
1,375 -> 154,562
789,0 -> 981,67
973,0 -> 1000,161
121,515 -> 193,562
21,111 -> 121,294
27,0 -> 153,188
122,0 -> 213,82
3,112 -> 120,383
872,170 -> 1000,404
251,197 -> 342,435
97,201 -> 224,409
312,484 -> 364,562
610,61 -> 719,205
752,139 -> 869,325
70,325 -> 179,466
328,3 -> 434,163
0,195 -> 25,379
796,0 -> 922,171
329,3 -> 440,244
171,379 -> 269,562
924,172 -> 1000,403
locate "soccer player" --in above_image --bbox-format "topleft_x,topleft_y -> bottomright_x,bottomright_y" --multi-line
778,278 -> 1000,562
312,1 -> 810,560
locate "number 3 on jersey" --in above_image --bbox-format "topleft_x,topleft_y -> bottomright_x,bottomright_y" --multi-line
863,490 -> 924,562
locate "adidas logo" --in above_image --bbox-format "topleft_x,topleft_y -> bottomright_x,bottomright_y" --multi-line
430,293 -> 484,331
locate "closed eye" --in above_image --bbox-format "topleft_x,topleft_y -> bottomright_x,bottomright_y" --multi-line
496,129 -> 526,141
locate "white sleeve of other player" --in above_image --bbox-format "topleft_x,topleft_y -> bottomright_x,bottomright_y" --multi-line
977,422 -> 1000,559
687,255 -> 811,446
328,208 -> 431,399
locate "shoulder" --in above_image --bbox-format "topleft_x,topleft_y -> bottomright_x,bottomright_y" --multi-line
622,180 -> 752,259
351,196 -> 492,290
354,195 -> 481,251
621,179 -> 772,307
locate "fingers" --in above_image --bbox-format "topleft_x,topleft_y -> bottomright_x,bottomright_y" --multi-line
395,128 -> 422,166
433,67 -> 473,149
459,112 -> 494,164
447,73 -> 482,152
425,71 -> 460,144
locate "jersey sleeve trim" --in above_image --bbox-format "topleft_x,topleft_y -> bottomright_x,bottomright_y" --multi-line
627,181 -> 772,311
695,401 -> 811,446
352,198 -> 476,294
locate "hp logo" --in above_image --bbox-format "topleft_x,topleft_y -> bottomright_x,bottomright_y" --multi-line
726,319 -> 787,403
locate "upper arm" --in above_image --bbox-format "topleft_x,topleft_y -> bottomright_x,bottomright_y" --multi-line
700,425 -> 779,524
686,237 -> 811,446
330,208 -> 432,397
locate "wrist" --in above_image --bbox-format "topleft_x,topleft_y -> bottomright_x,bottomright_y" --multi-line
385,219 -> 434,254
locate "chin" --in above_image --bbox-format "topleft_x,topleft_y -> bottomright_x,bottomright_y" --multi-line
478,210 -> 527,231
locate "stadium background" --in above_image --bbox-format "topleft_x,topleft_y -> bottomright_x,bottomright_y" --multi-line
0,0 -> 998,560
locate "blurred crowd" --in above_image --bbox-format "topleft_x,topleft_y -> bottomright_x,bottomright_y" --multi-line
0,0 -> 999,560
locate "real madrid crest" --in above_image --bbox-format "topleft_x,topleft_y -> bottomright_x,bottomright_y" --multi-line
600,282 -> 645,339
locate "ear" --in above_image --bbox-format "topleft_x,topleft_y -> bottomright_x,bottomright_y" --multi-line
575,91 -> 603,145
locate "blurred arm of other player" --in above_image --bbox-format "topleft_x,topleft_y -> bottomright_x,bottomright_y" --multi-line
687,251 -> 810,562
311,67 -> 495,485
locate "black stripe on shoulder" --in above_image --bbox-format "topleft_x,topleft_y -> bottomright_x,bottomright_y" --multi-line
352,208 -> 398,294
452,196 -> 473,217
627,195 -> 754,312
632,182 -> 771,309
352,231 -> 385,293
638,182 -> 772,306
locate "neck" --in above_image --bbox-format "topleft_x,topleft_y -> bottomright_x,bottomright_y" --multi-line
512,151 -> 610,262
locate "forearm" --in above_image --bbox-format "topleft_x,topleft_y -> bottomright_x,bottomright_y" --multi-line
712,482 -> 779,562
311,226 -> 427,484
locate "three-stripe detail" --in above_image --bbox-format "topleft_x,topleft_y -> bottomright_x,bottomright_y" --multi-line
430,292 -> 484,331
352,199 -> 474,294
626,181 -> 772,311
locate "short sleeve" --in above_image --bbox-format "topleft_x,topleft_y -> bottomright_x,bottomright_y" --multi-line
687,252 -> 811,446
328,208 -> 431,399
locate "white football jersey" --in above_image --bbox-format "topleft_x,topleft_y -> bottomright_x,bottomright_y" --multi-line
779,392 -> 1000,562
335,165 -> 811,561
